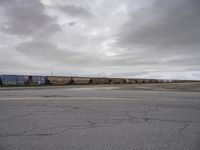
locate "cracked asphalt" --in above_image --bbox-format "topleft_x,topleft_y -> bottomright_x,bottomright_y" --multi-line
0,84 -> 200,150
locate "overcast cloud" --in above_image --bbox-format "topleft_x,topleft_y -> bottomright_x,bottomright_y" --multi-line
0,0 -> 200,79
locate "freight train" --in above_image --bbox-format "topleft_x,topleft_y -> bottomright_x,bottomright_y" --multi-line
0,74 -> 198,86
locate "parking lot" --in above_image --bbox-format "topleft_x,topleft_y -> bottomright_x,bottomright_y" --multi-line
0,84 -> 200,150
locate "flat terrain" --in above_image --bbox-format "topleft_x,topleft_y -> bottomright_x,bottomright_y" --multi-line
0,83 -> 200,150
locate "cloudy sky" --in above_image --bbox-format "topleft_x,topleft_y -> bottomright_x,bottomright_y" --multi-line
0,0 -> 200,79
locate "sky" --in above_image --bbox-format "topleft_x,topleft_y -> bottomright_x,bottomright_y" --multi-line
0,0 -> 200,79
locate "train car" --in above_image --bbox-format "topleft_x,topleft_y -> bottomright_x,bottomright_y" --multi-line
136,79 -> 144,84
150,79 -> 158,83
24,75 -> 46,85
110,78 -> 126,84
90,77 -> 111,84
123,78 -> 130,84
143,79 -> 150,84
16,75 -> 25,85
157,80 -> 164,83
0,75 -> 2,85
129,79 -> 137,84
172,80 -> 178,83
31,76 -> 45,85
163,80 -> 168,83
0,75 -> 25,85
47,76 -> 72,85
1,75 -> 17,85
168,80 -> 173,83
72,77 -> 91,85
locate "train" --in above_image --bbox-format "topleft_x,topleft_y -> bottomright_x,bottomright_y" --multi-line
0,74 -> 199,86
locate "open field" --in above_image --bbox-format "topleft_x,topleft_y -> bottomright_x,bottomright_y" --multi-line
0,83 -> 200,150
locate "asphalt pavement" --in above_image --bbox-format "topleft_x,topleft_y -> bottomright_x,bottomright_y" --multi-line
0,84 -> 200,150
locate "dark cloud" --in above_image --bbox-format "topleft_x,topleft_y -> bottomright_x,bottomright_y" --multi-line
16,40 -> 78,61
117,0 -> 200,50
58,4 -> 93,18
15,39 -> 101,67
0,0 -> 60,36
111,0 -> 200,79
68,21 -> 76,26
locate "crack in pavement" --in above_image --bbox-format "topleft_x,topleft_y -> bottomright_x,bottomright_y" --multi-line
123,111 -> 141,124
0,104 -> 108,126
0,115 -> 199,138
141,117 -> 197,123
0,111 -> 36,124
143,105 -> 160,117
0,116 -> 138,138
179,123 -> 189,133
42,95 -> 69,98
83,119 -> 97,128
0,99 -> 54,124
69,106 -> 109,116
0,121 -> 107,138
0,100 -> 199,139
0,127 -> 72,138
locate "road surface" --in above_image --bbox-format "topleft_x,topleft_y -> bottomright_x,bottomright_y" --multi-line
0,84 -> 200,150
